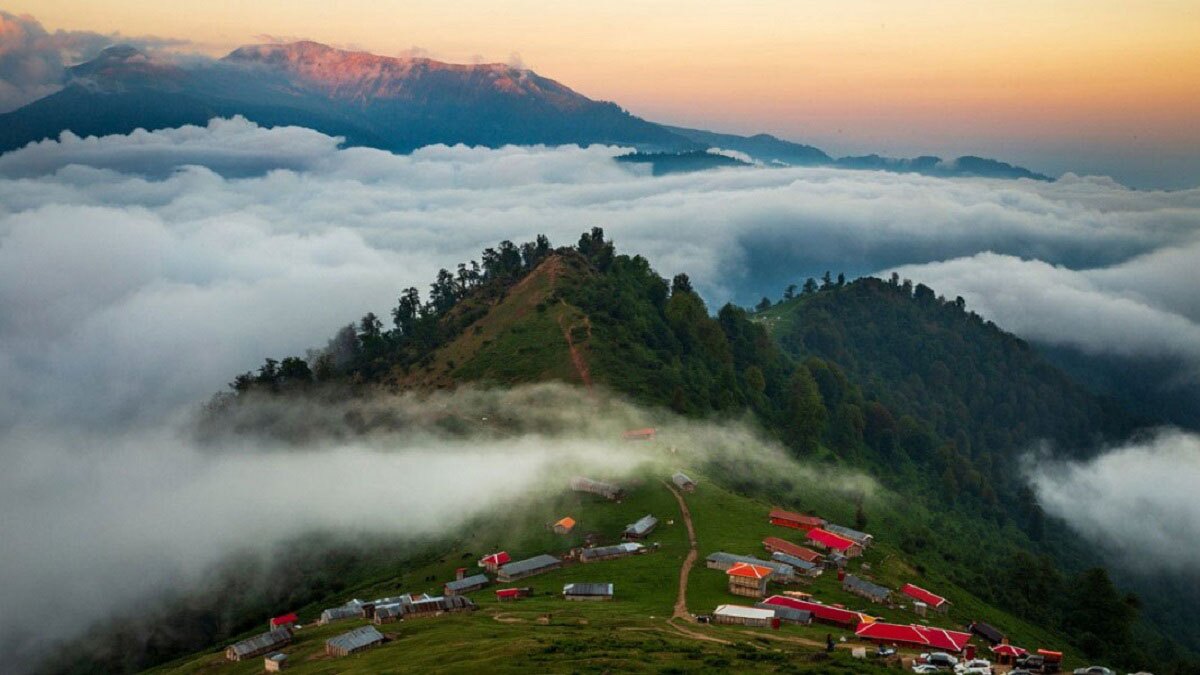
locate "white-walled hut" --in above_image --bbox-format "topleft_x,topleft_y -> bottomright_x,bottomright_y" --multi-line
264,652 -> 288,672
713,604 -> 776,627
225,628 -> 292,662
325,625 -> 385,657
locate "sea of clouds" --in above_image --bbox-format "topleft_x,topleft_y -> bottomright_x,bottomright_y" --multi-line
1,117 -> 1199,667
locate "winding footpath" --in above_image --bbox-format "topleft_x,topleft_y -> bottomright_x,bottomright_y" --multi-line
662,479 -> 698,621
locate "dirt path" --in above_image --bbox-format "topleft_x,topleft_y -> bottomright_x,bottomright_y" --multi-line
662,480 -> 698,621
557,308 -> 593,389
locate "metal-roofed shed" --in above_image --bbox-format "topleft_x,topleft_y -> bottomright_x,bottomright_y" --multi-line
497,554 -> 562,582
325,625 -> 385,657
225,628 -> 292,662
623,514 -> 658,540
563,582 -> 614,600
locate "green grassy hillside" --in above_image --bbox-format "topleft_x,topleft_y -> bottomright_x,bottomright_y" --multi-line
146,468 -> 1075,674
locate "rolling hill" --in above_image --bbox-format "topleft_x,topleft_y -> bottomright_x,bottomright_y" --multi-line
0,42 -> 1050,180
74,231 -> 1177,675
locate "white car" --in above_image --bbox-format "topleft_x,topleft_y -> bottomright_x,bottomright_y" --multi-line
920,652 -> 960,669
913,665 -> 942,674
956,659 -> 993,674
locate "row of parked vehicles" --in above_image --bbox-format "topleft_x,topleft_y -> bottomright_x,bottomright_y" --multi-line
911,652 -> 1120,675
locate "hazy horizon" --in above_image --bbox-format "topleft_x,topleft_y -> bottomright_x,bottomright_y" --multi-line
3,3 -> 1198,188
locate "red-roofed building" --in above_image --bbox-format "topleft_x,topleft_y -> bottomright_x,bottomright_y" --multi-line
495,587 -> 531,601
622,428 -> 656,441
761,595 -> 864,627
268,613 -> 298,631
901,583 -> 949,612
992,643 -> 1028,666
762,537 -> 823,563
806,528 -> 862,557
768,508 -> 826,531
727,562 -> 773,598
855,621 -> 972,652
479,551 -> 511,572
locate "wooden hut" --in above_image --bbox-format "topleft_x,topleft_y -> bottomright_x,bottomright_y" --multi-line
726,562 -> 773,598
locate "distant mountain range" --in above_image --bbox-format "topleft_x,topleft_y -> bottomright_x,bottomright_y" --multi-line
0,41 -> 1051,180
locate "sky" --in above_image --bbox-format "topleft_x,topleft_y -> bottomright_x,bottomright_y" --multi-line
3,1 -> 1199,187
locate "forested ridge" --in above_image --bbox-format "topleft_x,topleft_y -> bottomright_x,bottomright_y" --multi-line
194,231 -> 1195,673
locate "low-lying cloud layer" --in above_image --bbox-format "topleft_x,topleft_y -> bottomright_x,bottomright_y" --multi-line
0,384 -> 874,670
1027,429 -> 1200,573
1,117 -> 1199,669
1,117 -> 1198,435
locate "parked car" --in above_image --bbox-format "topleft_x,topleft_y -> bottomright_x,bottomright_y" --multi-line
956,659 -> 993,674
913,665 -> 942,674
1073,668 -> 1114,675
920,652 -> 960,669
1017,654 -> 1061,673
1009,671 -> 1033,675
876,645 -> 897,658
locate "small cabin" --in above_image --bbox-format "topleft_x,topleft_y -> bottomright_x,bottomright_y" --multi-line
726,562 -> 773,598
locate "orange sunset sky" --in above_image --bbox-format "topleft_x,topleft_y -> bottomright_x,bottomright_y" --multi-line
8,0 -> 1200,187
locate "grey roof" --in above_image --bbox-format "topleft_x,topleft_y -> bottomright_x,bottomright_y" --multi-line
706,552 -> 795,577
229,629 -> 291,658
672,471 -> 696,486
624,514 -> 658,536
569,476 -> 622,496
771,551 -> 820,571
844,574 -> 891,600
581,543 -> 643,561
825,524 -> 872,543
755,602 -> 812,623
499,554 -> 561,577
970,621 -> 1005,643
326,625 -> 384,653
388,594 -> 476,616
267,653 -> 287,662
319,605 -> 361,622
563,582 -> 613,596
445,573 -> 490,592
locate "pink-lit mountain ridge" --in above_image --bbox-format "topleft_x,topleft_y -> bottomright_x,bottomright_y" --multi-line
0,41 -> 1047,179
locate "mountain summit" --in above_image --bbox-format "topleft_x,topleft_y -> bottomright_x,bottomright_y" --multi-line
0,40 -> 1049,179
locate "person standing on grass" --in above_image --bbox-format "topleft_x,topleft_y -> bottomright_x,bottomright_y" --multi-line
826,633 -> 834,652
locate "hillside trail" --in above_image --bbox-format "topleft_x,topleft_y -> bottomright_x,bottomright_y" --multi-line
662,479 -> 698,621
557,305 -> 592,389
